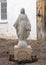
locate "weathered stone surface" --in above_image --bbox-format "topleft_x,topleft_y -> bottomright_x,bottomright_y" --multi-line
14,45 -> 32,61
13,8 -> 32,61
13,8 -> 31,41
18,40 -> 27,47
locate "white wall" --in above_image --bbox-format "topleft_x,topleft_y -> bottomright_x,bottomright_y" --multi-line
0,3 -> 1,19
7,0 -> 37,40
0,24 -> 8,34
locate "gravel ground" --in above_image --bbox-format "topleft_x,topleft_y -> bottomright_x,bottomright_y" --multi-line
0,39 -> 46,65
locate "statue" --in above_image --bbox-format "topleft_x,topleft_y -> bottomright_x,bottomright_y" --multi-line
13,8 -> 32,61
14,8 -> 31,47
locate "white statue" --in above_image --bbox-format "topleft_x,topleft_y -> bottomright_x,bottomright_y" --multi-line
14,8 -> 31,47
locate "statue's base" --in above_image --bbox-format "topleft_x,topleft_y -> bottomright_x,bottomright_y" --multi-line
18,40 -> 27,47
14,45 -> 32,61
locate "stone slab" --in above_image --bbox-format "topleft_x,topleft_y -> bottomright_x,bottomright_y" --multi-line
14,45 -> 32,61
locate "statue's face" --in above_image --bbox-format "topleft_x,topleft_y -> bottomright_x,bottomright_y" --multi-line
20,8 -> 25,14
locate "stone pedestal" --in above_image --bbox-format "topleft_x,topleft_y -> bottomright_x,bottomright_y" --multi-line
14,45 -> 32,61
18,40 -> 27,47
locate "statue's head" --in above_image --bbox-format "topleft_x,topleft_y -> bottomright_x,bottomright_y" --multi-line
20,8 -> 25,14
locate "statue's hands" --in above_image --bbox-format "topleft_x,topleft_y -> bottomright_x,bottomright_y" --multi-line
26,28 -> 31,31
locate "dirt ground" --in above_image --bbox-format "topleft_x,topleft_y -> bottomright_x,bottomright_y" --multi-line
0,38 -> 46,65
